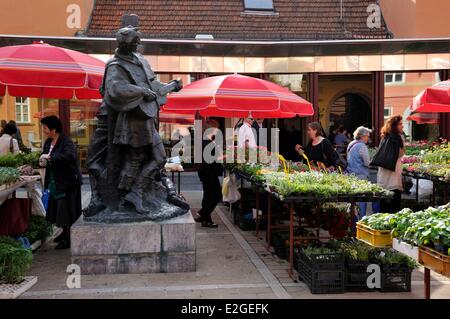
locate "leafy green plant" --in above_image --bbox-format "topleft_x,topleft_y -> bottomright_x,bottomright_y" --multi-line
0,236 -> 33,283
392,204 -> 450,254
370,248 -> 418,270
340,241 -> 371,262
24,215 -> 53,244
0,167 -> 20,185
0,152 -> 41,169
302,245 -> 341,262
359,213 -> 398,230
263,171 -> 392,199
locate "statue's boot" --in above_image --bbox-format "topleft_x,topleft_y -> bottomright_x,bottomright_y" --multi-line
83,192 -> 106,217
124,177 -> 150,215
124,189 -> 149,215
161,176 -> 190,210
83,167 -> 106,218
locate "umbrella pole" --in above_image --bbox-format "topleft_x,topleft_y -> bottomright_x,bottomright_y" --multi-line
58,99 -> 71,136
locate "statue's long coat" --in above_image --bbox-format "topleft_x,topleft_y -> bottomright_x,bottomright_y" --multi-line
103,51 -> 162,148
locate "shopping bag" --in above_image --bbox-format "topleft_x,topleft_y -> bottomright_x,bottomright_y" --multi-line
42,189 -> 50,211
0,194 -> 31,236
370,136 -> 400,171
222,173 -> 241,203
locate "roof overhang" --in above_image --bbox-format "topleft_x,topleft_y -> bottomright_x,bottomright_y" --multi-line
0,34 -> 450,57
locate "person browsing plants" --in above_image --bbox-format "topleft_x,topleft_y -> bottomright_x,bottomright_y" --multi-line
370,115 -> 405,214
0,123 -> 20,155
295,122 -> 337,168
39,116 -> 82,249
346,126 -> 373,219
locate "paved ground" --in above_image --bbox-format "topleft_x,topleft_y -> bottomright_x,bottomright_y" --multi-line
21,173 -> 450,299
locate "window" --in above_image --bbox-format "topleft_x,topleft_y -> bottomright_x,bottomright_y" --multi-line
15,97 -> 30,124
243,0 -> 274,11
385,73 -> 405,84
384,106 -> 392,118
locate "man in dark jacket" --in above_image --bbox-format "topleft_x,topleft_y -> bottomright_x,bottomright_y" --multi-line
195,119 -> 223,228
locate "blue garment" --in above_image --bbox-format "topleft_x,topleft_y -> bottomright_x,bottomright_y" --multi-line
347,141 -> 373,219
334,133 -> 349,154
346,141 -> 369,179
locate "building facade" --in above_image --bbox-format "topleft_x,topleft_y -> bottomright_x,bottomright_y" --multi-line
1,0 -> 450,166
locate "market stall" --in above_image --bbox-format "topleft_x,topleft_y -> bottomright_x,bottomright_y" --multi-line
232,161 -> 394,280
402,141 -> 449,204
0,42 -> 104,298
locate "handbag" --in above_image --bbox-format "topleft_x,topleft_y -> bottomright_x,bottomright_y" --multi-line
9,137 -> 14,153
370,136 -> 400,171
0,192 -> 32,236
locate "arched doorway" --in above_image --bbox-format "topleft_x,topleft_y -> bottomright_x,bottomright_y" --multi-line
329,93 -> 372,135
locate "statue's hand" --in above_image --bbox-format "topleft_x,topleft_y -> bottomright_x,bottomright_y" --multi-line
143,88 -> 157,101
176,79 -> 183,91
171,78 -> 183,92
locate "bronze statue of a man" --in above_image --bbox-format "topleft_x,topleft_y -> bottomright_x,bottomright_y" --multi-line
84,26 -> 189,221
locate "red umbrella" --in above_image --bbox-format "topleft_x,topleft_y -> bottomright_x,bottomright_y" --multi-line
159,111 -> 195,125
163,74 -> 314,118
407,112 -> 440,125
0,42 -> 104,99
410,80 -> 450,113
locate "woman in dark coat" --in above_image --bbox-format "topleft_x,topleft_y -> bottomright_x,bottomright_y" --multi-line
40,116 -> 82,249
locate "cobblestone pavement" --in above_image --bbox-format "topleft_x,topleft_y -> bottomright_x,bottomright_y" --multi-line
20,176 -> 450,299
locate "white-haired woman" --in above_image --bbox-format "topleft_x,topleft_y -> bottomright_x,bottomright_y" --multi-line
346,126 -> 372,218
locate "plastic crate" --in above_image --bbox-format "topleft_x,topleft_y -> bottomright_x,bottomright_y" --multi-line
298,257 -> 344,294
380,266 -> 412,292
238,218 -> 256,231
419,246 -> 450,277
356,223 -> 392,248
298,249 -> 344,271
344,261 -> 373,292
274,245 -> 289,260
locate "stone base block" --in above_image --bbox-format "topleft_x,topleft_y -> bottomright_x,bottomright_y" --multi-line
71,212 -> 196,274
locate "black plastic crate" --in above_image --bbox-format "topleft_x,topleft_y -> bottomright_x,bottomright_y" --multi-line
380,266 -> 412,292
299,249 -> 344,271
345,261 -> 374,292
272,229 -> 290,247
274,245 -> 289,260
298,249 -> 345,294
298,257 -> 344,294
238,218 -> 256,231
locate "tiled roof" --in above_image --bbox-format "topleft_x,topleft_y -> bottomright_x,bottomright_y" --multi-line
86,0 -> 392,40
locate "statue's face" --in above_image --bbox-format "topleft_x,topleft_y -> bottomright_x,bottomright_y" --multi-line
116,27 -> 142,53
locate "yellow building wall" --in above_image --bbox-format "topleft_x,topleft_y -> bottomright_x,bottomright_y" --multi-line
0,0 -> 94,36
0,95 -> 43,149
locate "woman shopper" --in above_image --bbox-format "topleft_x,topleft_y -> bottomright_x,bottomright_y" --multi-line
371,115 -> 405,214
295,122 -> 337,168
0,123 -> 20,155
346,126 -> 372,218
40,116 -> 82,249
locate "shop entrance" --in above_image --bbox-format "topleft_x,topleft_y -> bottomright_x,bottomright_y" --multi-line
330,93 -> 372,135
318,74 -> 372,137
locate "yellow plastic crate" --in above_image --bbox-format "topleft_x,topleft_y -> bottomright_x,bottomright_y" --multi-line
356,223 -> 392,247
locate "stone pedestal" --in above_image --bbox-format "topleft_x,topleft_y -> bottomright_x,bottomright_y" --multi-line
71,212 -> 196,274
